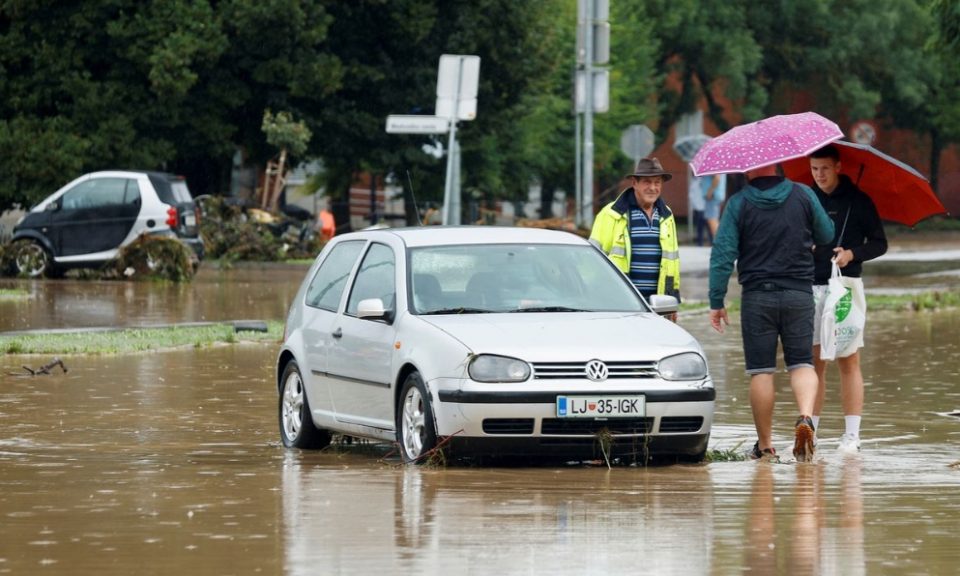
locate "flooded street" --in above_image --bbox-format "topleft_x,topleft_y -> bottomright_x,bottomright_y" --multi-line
2,256 -> 960,574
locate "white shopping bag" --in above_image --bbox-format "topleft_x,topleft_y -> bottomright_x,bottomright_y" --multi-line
819,261 -> 867,360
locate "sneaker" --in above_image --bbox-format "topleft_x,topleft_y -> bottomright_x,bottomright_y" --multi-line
837,432 -> 861,454
793,415 -> 816,462
750,441 -> 777,461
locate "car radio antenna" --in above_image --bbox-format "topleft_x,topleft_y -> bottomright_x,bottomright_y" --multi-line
406,170 -> 424,226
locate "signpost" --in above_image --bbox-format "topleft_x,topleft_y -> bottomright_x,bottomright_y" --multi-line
385,54 -> 480,227
436,55 -> 480,225
620,124 -> 655,165
574,0 -> 610,227
386,115 -> 450,135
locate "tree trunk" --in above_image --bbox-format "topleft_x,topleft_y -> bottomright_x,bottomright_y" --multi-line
539,179 -> 555,219
268,148 -> 288,212
331,180 -> 352,234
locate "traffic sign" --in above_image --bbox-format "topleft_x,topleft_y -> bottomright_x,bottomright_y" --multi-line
575,69 -> 609,113
436,55 -> 481,121
620,125 -> 655,160
385,115 -> 450,134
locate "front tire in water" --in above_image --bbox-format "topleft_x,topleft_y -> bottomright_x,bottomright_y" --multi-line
13,240 -> 54,278
397,372 -> 438,463
279,360 -> 331,449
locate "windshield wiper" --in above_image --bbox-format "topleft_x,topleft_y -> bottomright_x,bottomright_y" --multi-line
420,307 -> 493,315
509,306 -> 588,313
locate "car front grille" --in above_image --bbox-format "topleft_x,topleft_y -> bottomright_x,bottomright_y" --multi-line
541,417 -> 654,435
482,418 -> 535,435
658,416 -> 704,433
532,360 -> 658,380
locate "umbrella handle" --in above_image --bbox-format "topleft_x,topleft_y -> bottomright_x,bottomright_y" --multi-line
836,206 -> 851,248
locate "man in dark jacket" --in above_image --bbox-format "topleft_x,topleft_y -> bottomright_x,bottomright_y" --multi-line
709,164 -> 834,462
808,144 -> 887,454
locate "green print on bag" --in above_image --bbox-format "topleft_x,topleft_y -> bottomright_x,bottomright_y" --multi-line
834,288 -> 852,322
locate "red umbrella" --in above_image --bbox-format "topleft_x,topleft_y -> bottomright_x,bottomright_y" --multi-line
780,140 -> 947,227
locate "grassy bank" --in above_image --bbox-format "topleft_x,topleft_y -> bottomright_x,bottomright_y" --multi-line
3,290 -> 957,355
0,321 -> 283,355
681,290 -> 960,314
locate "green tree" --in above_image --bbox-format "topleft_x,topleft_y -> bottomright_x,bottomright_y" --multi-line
261,109 -> 312,210
0,1 -> 339,210
310,0 -> 571,227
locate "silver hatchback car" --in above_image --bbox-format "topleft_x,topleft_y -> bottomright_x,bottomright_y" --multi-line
276,227 -> 714,463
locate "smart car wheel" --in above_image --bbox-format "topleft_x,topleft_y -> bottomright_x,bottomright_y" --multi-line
397,372 -> 438,464
279,360 -> 331,449
13,240 -> 53,278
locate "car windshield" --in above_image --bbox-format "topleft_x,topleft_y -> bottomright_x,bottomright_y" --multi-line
408,243 -> 648,314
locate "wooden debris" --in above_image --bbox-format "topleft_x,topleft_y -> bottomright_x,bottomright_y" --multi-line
8,357 -> 68,377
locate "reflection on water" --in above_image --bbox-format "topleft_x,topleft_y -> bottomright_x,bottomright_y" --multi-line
1,283 -> 960,573
0,264 -> 307,332
744,460 -> 865,576
281,455 -> 715,575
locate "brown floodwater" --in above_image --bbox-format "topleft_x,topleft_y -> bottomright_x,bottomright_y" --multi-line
1,264 -> 960,574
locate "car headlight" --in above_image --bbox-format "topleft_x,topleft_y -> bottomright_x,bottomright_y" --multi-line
658,352 -> 707,381
468,354 -> 531,383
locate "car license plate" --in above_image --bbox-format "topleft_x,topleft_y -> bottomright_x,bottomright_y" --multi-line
184,214 -> 196,227
556,395 -> 645,418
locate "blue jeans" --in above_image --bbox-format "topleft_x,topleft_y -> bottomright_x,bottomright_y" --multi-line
740,287 -> 815,374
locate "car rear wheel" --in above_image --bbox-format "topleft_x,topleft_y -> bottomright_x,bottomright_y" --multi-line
279,360 -> 331,449
13,240 -> 54,278
397,372 -> 439,463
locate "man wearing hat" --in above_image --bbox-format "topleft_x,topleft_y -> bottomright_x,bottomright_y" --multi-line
590,157 -> 681,307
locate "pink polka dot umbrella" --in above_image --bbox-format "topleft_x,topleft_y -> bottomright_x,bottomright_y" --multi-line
690,112 -> 843,177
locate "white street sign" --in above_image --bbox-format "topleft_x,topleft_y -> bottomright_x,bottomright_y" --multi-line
575,69 -> 609,113
385,115 -> 450,134
436,54 -> 481,121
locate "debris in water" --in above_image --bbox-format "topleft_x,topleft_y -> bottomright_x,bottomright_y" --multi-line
8,357 -> 68,377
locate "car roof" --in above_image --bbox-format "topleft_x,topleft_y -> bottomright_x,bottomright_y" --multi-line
338,226 -> 592,248
85,170 -> 183,180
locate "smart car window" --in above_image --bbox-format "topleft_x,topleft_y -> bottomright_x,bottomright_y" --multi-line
346,243 -> 396,316
170,180 -> 193,203
305,241 -> 365,312
61,178 -> 128,210
124,180 -> 142,205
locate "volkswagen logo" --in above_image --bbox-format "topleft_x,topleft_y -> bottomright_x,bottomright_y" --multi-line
585,360 -> 608,382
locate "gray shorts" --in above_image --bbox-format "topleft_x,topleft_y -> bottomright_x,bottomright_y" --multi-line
740,287 -> 815,374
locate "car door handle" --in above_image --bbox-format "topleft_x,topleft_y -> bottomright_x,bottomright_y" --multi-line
332,327 -> 342,339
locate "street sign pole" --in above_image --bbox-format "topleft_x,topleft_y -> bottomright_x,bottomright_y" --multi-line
437,55 -> 479,226
581,0 -> 594,227
441,59 -> 462,226
574,112 -> 582,228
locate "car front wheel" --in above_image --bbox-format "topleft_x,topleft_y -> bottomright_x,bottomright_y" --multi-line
279,360 -> 331,449
13,240 -> 54,278
397,372 -> 439,464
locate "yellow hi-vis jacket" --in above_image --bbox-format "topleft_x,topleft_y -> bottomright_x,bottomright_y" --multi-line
589,190 -> 681,299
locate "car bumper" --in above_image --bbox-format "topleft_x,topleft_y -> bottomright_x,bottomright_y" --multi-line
430,379 -> 714,457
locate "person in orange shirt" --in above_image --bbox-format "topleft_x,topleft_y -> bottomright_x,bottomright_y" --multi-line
317,209 -> 336,242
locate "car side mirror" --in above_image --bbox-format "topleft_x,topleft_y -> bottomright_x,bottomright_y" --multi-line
648,294 -> 679,316
45,201 -> 59,212
357,298 -> 393,322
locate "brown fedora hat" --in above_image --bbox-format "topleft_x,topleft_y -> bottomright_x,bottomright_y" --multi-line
626,157 -> 673,181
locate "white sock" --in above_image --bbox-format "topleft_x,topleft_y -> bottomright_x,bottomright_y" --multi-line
812,415 -> 820,432
844,415 -> 861,438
